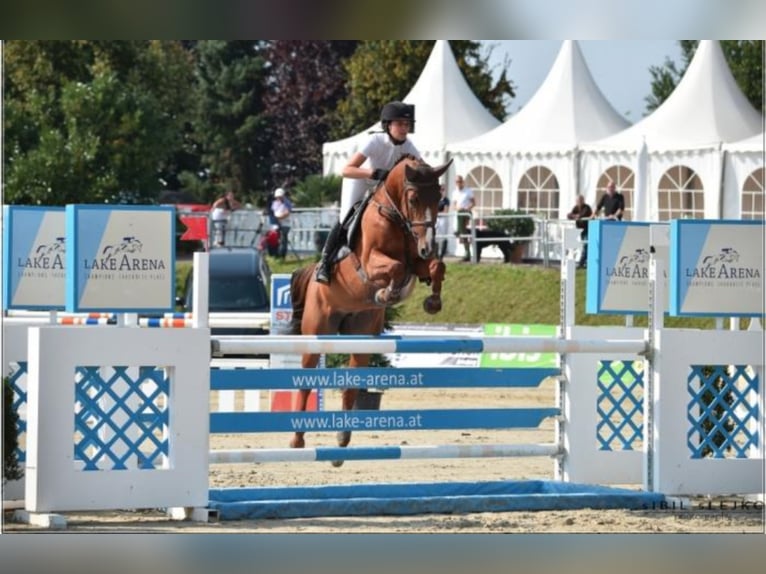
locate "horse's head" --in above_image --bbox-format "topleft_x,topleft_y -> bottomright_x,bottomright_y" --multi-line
384,156 -> 452,259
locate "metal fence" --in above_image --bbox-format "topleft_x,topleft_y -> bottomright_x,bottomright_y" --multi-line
180,206 -> 580,265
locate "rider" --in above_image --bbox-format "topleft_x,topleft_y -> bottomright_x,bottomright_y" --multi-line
315,101 -> 421,285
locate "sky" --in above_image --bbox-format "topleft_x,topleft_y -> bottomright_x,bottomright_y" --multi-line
484,40 -> 684,122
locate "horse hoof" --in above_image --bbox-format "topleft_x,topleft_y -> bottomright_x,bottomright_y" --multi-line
331,459 -> 345,468
290,437 -> 305,449
336,431 -> 351,447
423,296 -> 442,314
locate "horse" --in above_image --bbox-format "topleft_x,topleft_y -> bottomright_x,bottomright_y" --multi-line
288,155 -> 452,463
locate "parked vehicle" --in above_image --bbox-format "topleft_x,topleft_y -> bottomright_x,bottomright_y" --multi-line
177,246 -> 271,338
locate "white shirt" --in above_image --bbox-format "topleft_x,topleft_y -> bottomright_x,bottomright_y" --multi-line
340,133 -> 420,221
454,186 -> 475,210
271,199 -> 291,226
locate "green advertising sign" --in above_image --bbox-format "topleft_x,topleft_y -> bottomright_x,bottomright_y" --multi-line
480,324 -> 559,368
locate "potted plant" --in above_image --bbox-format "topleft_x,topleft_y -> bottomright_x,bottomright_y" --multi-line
486,209 -> 536,263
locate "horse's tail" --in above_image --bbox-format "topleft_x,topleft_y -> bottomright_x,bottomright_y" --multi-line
289,264 -> 315,335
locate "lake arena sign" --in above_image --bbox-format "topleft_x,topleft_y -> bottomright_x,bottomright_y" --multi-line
65,205 -> 175,313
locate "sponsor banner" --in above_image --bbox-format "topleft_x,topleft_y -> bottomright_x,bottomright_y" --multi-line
270,273 -> 293,334
386,325 -> 482,368
270,273 -> 322,409
65,205 -> 175,312
585,220 -> 669,315
670,220 -> 764,317
480,324 -> 558,368
2,206 -> 66,310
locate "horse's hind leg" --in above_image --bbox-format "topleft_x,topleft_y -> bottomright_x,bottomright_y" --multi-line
336,384 -> 361,449
330,351 -> 373,468
290,352 -> 321,449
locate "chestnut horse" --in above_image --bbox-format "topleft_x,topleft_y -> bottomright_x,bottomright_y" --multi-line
288,155 -> 452,461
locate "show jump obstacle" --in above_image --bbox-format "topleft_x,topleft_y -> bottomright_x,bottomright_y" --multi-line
3,205 -> 763,525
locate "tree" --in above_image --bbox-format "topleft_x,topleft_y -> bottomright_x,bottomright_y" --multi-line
192,41 -> 270,202
290,174 -> 343,208
261,41 -> 358,186
646,41 -> 763,115
3,41 -> 196,206
331,41 -> 515,139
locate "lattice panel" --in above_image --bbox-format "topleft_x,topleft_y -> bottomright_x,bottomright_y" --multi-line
7,361 -> 28,463
687,364 -> 760,459
596,360 -> 644,451
74,365 -> 170,470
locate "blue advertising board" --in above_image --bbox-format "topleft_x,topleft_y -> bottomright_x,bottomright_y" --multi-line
65,205 -> 175,312
669,219 -> 764,317
2,206 -> 66,310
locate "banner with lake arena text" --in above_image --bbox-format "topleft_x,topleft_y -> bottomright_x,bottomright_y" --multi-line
2,206 -> 66,310
669,219 -> 764,317
65,205 -> 175,313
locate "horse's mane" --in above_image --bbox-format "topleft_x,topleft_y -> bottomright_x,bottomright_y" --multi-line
392,153 -> 421,169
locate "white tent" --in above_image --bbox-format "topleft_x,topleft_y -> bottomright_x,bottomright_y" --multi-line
581,41 -> 764,221
321,40 -> 501,175
446,40 -> 630,219
722,132 -> 765,218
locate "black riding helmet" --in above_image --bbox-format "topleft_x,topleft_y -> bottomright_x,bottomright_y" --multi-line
380,101 -> 415,134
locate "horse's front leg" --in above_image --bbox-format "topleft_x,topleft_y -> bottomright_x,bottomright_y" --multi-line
365,251 -> 407,306
290,352 -> 321,449
413,258 -> 446,314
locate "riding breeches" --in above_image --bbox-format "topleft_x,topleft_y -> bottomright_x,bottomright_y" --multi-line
340,177 -> 369,222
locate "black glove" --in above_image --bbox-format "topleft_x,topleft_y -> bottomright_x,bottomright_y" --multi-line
370,168 -> 389,181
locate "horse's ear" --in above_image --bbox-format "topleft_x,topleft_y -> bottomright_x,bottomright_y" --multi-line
404,164 -> 418,182
432,159 -> 454,179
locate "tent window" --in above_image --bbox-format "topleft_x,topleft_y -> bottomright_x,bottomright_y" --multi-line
741,167 -> 764,219
517,166 -> 559,219
466,166 -> 502,222
657,165 -> 704,221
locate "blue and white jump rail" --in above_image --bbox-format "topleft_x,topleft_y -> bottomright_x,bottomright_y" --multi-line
211,335 -> 648,356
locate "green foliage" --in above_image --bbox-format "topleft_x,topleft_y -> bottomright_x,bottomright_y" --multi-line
486,209 -> 536,247
3,41 -> 196,206
193,41 -> 270,201
331,41 -> 515,139
646,40 -> 763,115
262,42 -> 358,183
721,41 -> 764,113
697,366 -> 736,458
291,174 -> 343,208
3,377 -> 24,483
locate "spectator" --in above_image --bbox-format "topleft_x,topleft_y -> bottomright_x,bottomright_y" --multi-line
592,182 -> 625,221
210,190 -> 241,247
259,224 -> 280,257
567,194 -> 593,268
452,175 -> 475,262
436,183 -> 450,259
271,187 -> 293,259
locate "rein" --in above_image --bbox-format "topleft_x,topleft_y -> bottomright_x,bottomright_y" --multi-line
372,179 -> 436,240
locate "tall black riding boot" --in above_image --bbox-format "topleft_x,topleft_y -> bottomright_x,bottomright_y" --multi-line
315,222 -> 343,284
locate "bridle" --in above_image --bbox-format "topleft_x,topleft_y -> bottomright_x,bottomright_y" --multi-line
371,174 -> 438,247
